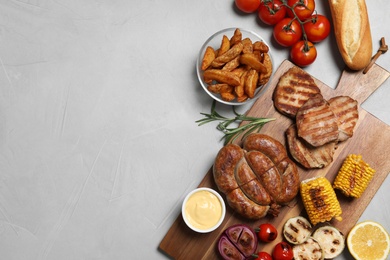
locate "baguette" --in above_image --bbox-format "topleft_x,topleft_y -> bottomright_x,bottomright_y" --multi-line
328,0 -> 373,70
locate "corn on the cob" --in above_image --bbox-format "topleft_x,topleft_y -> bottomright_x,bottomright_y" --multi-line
333,154 -> 375,198
300,177 -> 342,226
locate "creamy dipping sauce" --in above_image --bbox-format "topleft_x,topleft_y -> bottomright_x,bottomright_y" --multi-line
184,190 -> 222,230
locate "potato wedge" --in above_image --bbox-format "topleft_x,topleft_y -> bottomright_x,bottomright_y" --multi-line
220,84 -> 234,93
204,69 -> 241,86
201,46 -> 216,70
259,53 -> 272,86
220,92 -> 236,102
253,41 -> 269,53
230,28 -> 242,46
231,66 -> 248,77
235,70 -> 248,97
212,42 -> 243,67
207,83 -> 225,93
237,94 -> 249,103
240,53 -> 267,74
222,56 -> 240,71
244,69 -> 259,98
242,38 -> 253,54
234,85 -> 245,98
218,35 -> 231,56
253,50 -> 263,62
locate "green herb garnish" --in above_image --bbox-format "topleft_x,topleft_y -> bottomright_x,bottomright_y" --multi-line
196,101 -> 275,145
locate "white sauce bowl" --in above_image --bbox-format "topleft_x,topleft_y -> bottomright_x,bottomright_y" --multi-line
182,187 -> 226,233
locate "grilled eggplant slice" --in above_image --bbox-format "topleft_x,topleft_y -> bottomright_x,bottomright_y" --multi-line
283,216 -> 313,245
312,226 -> 345,259
292,237 -> 324,260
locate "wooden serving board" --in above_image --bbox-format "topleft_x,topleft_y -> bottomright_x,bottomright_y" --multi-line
159,60 -> 390,259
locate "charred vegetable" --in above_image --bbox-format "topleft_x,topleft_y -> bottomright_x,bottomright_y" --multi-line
218,224 -> 258,260
333,154 -> 375,198
292,237 -> 324,260
283,216 -> 312,245
300,177 -> 342,225
312,226 -> 345,259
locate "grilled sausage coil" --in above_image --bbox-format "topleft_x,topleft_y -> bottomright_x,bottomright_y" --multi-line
213,133 -> 300,219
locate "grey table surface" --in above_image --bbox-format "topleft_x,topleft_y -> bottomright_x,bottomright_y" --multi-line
0,0 -> 389,259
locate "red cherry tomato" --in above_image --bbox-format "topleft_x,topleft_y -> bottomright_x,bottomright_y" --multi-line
254,251 -> 273,260
290,40 -> 317,67
235,0 -> 261,13
258,0 -> 287,25
272,242 -> 294,260
303,14 -> 331,43
287,0 -> 315,20
256,223 -> 278,242
273,18 -> 302,47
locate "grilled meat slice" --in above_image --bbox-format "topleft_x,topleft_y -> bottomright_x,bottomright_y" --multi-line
296,94 -> 339,147
273,66 -> 322,118
286,124 -> 337,169
328,96 -> 359,142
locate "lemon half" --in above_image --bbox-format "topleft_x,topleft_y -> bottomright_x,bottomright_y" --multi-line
347,221 -> 390,260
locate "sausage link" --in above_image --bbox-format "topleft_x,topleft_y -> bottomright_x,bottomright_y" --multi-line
275,158 -> 300,204
243,133 -> 287,164
226,188 -> 269,220
213,144 -> 243,193
245,150 -> 282,202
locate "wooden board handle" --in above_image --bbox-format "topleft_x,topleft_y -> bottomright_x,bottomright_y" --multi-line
333,64 -> 390,104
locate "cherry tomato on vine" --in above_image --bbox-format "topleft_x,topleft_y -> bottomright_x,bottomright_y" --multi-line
303,14 -> 331,43
273,18 -> 302,47
258,0 -> 287,25
287,0 -> 315,20
253,251 -> 273,260
290,40 -> 317,67
235,0 -> 261,13
272,241 -> 294,260
256,223 -> 278,242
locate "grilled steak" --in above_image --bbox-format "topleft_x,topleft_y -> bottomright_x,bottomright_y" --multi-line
286,124 -> 337,169
328,96 -> 359,142
273,66 -> 322,118
296,94 -> 339,147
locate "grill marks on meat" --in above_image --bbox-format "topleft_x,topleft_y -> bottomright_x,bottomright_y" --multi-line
213,134 -> 299,219
328,96 -> 359,142
273,67 -> 359,169
286,124 -> 337,169
296,94 -> 339,147
273,67 -> 321,117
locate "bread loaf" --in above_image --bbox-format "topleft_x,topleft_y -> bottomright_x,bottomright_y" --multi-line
328,0 -> 373,70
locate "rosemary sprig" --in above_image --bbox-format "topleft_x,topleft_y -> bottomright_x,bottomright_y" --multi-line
196,101 -> 276,145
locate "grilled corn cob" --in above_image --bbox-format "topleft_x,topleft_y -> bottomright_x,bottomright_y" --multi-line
333,154 -> 375,198
300,177 -> 342,226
